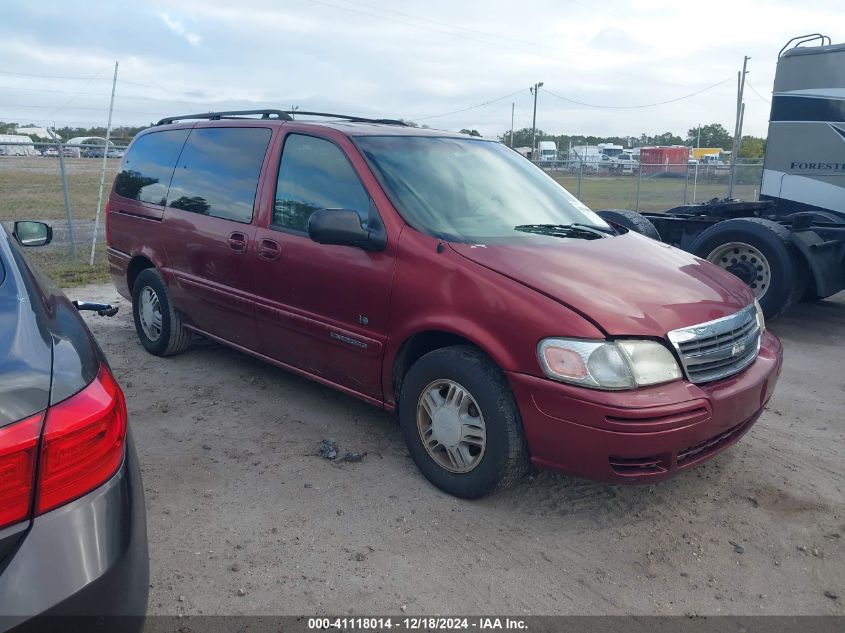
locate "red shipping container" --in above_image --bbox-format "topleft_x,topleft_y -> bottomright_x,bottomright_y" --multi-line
638,146 -> 689,175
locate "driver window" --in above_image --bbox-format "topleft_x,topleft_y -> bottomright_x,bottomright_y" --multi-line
273,134 -> 372,231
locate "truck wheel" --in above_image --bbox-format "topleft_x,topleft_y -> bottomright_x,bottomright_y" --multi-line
598,209 -> 661,240
398,346 -> 529,499
132,268 -> 192,357
690,218 -> 801,319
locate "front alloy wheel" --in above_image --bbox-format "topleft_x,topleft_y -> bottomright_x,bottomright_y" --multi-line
417,379 -> 486,473
399,345 -> 529,499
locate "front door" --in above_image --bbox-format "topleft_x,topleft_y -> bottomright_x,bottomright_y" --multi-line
252,132 -> 395,400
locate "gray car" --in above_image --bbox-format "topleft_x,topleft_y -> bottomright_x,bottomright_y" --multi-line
0,221 -> 148,632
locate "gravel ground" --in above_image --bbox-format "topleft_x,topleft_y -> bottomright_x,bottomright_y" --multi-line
71,283 -> 844,617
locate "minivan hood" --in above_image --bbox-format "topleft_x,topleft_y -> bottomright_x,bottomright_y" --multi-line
449,231 -> 754,336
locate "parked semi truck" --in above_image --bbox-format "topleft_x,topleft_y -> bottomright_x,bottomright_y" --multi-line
598,34 -> 845,320
537,140 -> 558,164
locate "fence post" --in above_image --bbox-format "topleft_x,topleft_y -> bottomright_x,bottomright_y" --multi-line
635,164 -> 642,212
577,159 -> 583,199
56,140 -> 75,258
683,163 -> 690,205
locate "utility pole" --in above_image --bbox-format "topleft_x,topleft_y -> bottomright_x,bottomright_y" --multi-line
728,56 -> 749,198
530,82 -> 543,159
509,102 -> 515,147
90,61 -> 118,266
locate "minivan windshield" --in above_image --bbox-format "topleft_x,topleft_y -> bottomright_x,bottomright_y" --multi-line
354,136 -> 610,242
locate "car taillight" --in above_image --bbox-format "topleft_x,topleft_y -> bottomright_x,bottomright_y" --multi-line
36,366 -> 127,515
0,367 -> 126,530
0,414 -> 43,530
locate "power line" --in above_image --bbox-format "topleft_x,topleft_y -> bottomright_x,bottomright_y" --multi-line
543,77 -> 733,109
746,81 -> 772,104
336,0 -> 561,53
413,88 -> 529,121
0,104 -> 166,116
0,69 -> 212,99
0,84 -> 217,106
44,67 -> 108,121
300,0 -> 578,65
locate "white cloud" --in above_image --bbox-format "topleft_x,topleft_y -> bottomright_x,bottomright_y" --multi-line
157,12 -> 201,46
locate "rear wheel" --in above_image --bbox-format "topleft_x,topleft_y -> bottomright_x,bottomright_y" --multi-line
132,268 -> 192,356
598,209 -> 661,240
399,346 -> 529,499
690,218 -> 802,319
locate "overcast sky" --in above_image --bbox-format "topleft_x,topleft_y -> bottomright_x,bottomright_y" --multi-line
2,0 -> 842,139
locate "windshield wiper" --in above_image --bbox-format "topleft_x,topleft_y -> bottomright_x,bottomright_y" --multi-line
513,223 -> 614,239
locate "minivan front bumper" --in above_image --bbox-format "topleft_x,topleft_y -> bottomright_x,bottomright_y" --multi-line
508,331 -> 783,482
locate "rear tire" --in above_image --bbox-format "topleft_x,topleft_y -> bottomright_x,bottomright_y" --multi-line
132,268 -> 192,357
690,218 -> 801,319
398,346 -> 529,499
598,209 -> 662,240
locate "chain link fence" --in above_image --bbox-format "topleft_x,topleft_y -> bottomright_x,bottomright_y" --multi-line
539,159 -> 764,213
0,140 -> 125,285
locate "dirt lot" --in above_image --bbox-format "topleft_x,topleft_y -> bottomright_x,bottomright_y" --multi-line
72,283 -> 843,616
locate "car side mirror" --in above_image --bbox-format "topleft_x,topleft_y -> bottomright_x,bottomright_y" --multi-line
308,209 -> 386,252
13,221 -> 52,247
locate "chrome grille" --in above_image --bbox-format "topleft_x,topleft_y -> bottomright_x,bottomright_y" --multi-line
668,305 -> 761,384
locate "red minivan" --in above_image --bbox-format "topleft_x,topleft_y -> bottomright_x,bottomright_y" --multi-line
106,110 -> 783,498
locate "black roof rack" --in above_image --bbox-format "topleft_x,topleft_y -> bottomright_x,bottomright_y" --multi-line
156,110 -> 293,125
155,109 -> 408,126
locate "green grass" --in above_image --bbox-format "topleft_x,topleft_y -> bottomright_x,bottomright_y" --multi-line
0,156 -> 120,221
18,247 -> 110,288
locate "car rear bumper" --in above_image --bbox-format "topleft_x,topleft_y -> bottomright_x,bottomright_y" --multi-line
0,431 -> 148,633
508,331 -> 783,483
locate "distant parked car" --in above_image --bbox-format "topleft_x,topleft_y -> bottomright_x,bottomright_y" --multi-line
41,147 -> 59,157
610,154 -> 638,174
82,147 -> 124,159
0,221 -> 148,631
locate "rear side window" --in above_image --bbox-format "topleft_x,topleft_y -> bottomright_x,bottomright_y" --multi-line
115,129 -> 190,205
167,127 -> 272,223
274,134 -> 371,231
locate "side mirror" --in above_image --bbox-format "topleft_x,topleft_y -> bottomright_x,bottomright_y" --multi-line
13,221 -> 52,247
308,209 -> 386,252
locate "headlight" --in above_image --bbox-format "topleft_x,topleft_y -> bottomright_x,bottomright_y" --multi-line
537,338 -> 682,390
753,299 -> 766,333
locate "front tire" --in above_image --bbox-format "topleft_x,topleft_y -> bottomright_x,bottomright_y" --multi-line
132,268 -> 192,357
399,346 -> 529,499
